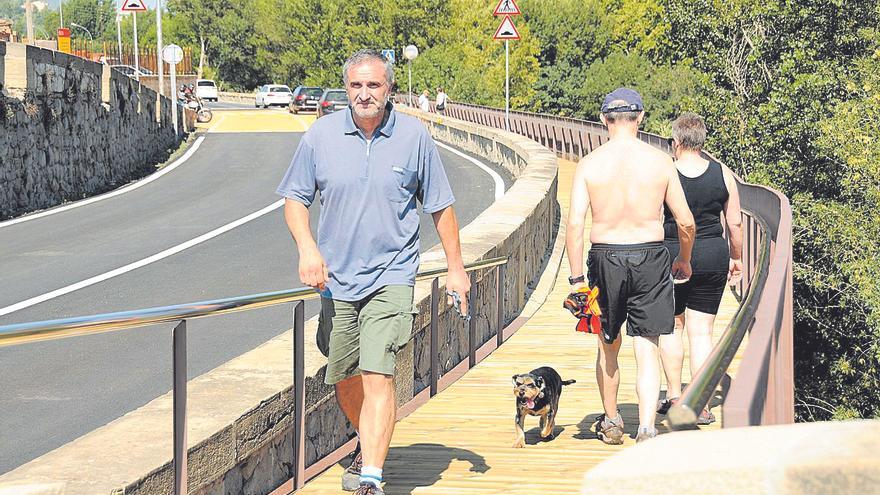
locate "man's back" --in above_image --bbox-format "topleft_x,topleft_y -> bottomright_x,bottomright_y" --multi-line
583,136 -> 673,244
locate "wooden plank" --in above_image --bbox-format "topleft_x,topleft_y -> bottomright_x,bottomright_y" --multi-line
299,158 -> 746,494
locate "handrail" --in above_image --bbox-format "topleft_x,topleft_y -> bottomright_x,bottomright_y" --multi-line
0,256 -> 507,348
0,255 -> 508,494
667,207 -> 771,429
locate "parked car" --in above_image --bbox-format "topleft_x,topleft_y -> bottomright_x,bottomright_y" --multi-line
288,86 -> 323,113
317,89 -> 349,118
195,79 -> 219,102
109,65 -> 153,78
254,84 -> 292,108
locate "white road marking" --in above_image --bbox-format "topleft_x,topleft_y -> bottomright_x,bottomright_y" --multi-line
0,136 -> 206,229
436,142 -> 505,200
0,200 -> 285,317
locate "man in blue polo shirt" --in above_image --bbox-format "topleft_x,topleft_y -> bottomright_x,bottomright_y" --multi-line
277,49 -> 470,495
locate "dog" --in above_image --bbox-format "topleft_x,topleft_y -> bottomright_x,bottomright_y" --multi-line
511,366 -> 576,448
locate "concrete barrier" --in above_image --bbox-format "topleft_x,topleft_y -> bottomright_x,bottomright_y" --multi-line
0,104 -> 559,494
581,420 -> 880,494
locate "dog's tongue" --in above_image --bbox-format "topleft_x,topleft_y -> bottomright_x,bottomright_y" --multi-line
526,399 -> 535,409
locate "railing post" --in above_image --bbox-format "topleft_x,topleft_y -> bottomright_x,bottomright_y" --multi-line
292,301 -> 306,490
172,320 -> 188,495
430,278 -> 440,397
468,271 -> 477,368
496,265 -> 505,346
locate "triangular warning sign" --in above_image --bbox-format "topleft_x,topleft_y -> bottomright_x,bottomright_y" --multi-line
121,0 -> 147,12
493,15 -> 521,40
493,0 -> 521,16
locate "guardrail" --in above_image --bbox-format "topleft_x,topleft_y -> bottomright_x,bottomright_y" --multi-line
400,96 -> 794,429
0,257 -> 508,494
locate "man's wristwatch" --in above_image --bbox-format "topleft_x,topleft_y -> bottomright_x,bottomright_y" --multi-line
568,274 -> 585,285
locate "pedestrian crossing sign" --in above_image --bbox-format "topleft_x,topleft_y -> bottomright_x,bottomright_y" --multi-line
493,15 -> 521,40
381,49 -> 395,64
493,0 -> 521,16
121,0 -> 147,12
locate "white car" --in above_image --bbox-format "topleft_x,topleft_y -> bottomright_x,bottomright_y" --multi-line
195,79 -> 218,102
254,84 -> 292,108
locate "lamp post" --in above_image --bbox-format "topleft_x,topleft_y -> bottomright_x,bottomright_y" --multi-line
70,22 -> 92,42
403,44 -> 418,107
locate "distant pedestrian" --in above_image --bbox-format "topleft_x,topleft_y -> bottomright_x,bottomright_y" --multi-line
419,89 -> 431,112
435,87 -> 448,113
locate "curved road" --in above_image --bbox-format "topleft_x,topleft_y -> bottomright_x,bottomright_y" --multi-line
0,109 -> 513,474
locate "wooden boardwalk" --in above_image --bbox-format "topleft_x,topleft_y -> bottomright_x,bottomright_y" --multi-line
300,158 -> 745,494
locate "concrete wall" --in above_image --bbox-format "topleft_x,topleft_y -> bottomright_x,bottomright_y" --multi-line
581,420 -> 880,495
0,105 -> 559,495
0,41 -> 186,221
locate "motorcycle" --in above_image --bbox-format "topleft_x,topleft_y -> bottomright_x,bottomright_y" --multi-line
178,92 -> 213,123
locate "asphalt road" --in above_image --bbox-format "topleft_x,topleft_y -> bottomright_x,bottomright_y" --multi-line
0,111 -> 513,474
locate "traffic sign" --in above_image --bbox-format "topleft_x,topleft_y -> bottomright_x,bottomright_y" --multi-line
493,15 -> 520,40
121,0 -> 147,12
162,44 -> 184,65
493,0 -> 521,16
381,49 -> 395,64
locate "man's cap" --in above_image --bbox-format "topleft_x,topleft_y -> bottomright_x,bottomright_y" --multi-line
601,87 -> 644,113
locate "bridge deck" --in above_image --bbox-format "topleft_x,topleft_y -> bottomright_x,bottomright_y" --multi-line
300,159 -> 746,494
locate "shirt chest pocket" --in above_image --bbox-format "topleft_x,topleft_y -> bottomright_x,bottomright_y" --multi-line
384,166 -> 419,203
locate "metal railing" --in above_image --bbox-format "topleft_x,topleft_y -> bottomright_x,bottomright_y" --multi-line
402,97 -> 795,429
0,257 -> 508,494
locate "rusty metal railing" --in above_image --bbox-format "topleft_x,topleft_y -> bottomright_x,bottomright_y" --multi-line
0,257 -> 508,494
398,96 -> 795,429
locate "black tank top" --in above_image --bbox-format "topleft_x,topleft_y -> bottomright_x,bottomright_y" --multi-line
663,160 -> 730,273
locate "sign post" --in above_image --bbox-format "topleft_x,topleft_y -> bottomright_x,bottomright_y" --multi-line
492,5 -> 521,131
156,0 -> 163,95
163,44 -> 184,134
121,0 -> 148,81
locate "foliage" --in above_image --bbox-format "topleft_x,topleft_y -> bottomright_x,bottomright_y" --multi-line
654,0 -> 880,420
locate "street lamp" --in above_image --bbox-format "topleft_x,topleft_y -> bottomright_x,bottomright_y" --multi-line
403,44 -> 418,107
70,22 -> 93,42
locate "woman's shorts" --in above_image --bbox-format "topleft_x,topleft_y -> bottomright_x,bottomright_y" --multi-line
674,272 -> 728,315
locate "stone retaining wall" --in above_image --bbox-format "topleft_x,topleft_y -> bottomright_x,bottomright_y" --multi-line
219,91 -> 255,105
0,41 -> 186,221
0,105 -> 559,495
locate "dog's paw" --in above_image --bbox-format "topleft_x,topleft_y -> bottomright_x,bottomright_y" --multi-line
512,438 -> 525,448
540,431 -> 554,440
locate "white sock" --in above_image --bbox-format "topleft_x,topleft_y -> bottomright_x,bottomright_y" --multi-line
360,465 -> 382,487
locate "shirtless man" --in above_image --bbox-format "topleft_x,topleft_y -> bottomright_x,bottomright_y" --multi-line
565,88 -> 696,443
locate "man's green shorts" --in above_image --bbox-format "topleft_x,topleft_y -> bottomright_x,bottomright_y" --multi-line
317,285 -> 417,385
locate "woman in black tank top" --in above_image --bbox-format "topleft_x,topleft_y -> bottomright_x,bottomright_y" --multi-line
657,113 -> 743,425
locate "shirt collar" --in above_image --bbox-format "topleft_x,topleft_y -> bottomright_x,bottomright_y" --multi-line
344,101 -> 397,138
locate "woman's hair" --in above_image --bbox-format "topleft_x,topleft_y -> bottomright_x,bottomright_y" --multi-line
671,112 -> 707,150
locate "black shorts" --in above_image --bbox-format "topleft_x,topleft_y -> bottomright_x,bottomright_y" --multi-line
674,272 -> 727,315
587,242 -> 675,343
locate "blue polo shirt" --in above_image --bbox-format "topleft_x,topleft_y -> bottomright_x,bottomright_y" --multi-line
276,103 -> 455,301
